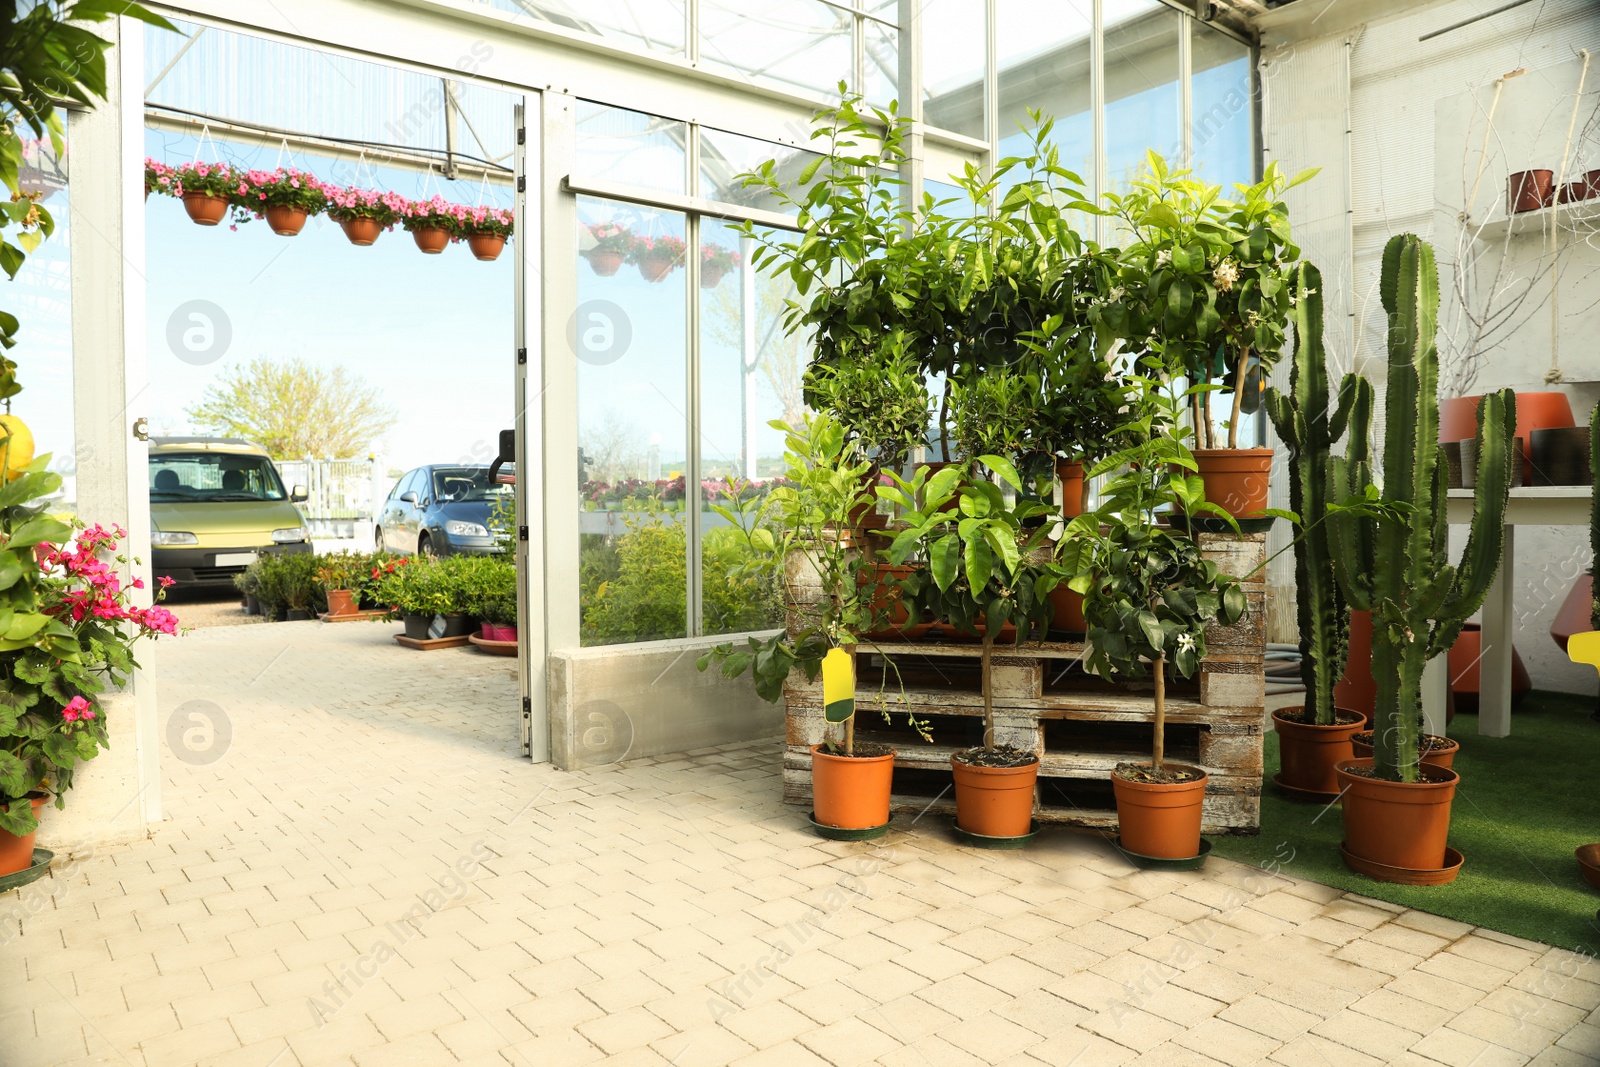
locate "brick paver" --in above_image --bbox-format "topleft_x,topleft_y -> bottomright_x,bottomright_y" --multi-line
1,620 -> 1597,1065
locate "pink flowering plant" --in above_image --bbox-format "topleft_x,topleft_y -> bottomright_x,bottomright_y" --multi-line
700,243 -> 742,272
586,221 -> 635,254
460,204 -> 514,240
325,186 -> 406,227
234,168 -> 327,216
401,194 -> 468,235
0,455 -> 181,837
630,234 -> 686,265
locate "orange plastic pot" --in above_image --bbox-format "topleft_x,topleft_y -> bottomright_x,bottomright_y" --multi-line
468,233 -> 505,261
1442,391 -> 1570,482
412,227 -> 451,254
340,216 -> 383,246
1335,609 -> 1377,722
1113,766 -> 1207,859
1048,585 -> 1087,635
0,792 -> 49,876
811,744 -> 895,830
1336,758 -> 1458,874
1191,448 -> 1273,519
1057,459 -> 1087,519
265,205 -> 307,236
858,563 -> 930,641
1272,707 -> 1364,796
182,193 -> 229,226
1509,169 -> 1554,212
1448,622 -> 1530,714
325,589 -> 358,618
1350,733 -> 1458,771
951,755 -> 1037,837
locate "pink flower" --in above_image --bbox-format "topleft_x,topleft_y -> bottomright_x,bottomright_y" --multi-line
61,696 -> 89,722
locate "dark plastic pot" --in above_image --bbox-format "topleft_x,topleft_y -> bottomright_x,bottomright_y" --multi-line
244,594 -> 261,616
286,609 -> 311,621
1530,425 -> 1591,486
403,615 -> 431,640
440,614 -> 473,637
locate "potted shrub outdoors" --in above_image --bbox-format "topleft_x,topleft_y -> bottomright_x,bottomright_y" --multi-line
1261,263 -> 1374,799
315,551 -> 366,617
233,566 -> 262,616
632,234 -> 685,281
583,221 -> 634,276
700,414 -> 925,838
1326,234 -> 1516,885
402,194 -> 466,254
1064,411 -> 1246,863
882,457 -> 1060,844
325,186 -> 403,246
372,555 -> 430,638
251,555 -> 287,621
281,553 -> 319,621
2,463 -> 182,875
460,205 -> 514,262
170,161 -> 248,227
1101,153 -> 1317,519
235,167 -> 326,236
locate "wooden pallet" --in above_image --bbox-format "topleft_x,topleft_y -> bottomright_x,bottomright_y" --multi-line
782,531 -> 1267,834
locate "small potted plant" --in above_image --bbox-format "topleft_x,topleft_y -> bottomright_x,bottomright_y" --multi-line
459,205 -> 514,262
631,234 -> 686,282
1261,263 -> 1374,798
233,567 -> 261,615
583,221 -> 634,276
236,167 -> 327,236
401,194 -> 465,254
1325,234 -> 1515,884
170,161 -> 246,227
325,186 -> 404,246
699,242 -> 740,288
315,552 -> 366,618
882,457 -> 1060,844
700,414 -> 926,838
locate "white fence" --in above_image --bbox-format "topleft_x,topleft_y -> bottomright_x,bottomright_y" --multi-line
278,457 -> 391,541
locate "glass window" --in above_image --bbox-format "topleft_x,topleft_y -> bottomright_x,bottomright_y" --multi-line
698,219 -> 799,637
1104,1 -> 1183,187
148,451 -> 287,501
575,101 -> 687,195
922,0 -> 985,140
996,0 -> 1093,188
862,8 -> 901,108
431,466 -> 510,503
1191,22 -> 1253,189
14,124 -> 74,512
576,195 -> 690,647
699,127 -> 822,216
698,0 -> 854,99
482,0 -> 686,58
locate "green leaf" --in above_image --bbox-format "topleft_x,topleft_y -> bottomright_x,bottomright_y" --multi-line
1137,611 -> 1164,652
976,454 -> 1022,491
929,534 -> 959,592
964,536 -> 994,594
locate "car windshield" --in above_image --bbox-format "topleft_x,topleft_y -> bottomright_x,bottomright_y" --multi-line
431,467 -> 510,503
149,452 -> 287,502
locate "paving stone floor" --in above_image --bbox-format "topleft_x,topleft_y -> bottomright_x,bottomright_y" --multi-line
2,621 -> 1598,1066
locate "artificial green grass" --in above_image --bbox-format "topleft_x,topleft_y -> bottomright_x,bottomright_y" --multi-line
1209,690 -> 1600,955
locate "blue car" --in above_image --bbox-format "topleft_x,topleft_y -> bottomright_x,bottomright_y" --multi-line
375,464 -> 510,556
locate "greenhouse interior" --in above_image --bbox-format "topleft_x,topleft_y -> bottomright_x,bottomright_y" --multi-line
3,0 -> 1600,1064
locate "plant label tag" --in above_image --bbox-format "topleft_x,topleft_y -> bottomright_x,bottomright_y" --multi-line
822,647 -> 855,724
428,614 -> 448,640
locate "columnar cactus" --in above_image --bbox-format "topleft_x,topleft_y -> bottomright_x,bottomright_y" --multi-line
1326,234 -> 1517,782
1264,262 -> 1373,726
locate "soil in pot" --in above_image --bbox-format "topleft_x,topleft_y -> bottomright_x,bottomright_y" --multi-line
265,205 -> 307,236
1190,448 -> 1273,519
951,745 -> 1038,838
811,742 -> 896,830
325,589 -> 358,617
403,615 -> 431,640
1336,758 -> 1459,875
0,792 -> 49,877
1112,762 -> 1208,860
340,217 -> 383,246
182,193 -> 229,226
412,227 -> 451,254
1272,707 -> 1365,797
1350,731 -> 1459,771
467,233 -> 505,261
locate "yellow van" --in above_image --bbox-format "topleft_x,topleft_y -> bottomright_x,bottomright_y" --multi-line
148,437 -> 310,587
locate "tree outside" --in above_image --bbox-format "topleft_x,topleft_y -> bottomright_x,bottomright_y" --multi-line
186,355 -> 395,459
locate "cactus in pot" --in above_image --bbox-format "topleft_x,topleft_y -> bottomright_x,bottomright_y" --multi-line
1326,234 -> 1516,788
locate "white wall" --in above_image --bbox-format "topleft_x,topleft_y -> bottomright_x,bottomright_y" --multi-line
1260,0 -> 1600,695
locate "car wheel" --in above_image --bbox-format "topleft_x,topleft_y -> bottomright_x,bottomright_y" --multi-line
419,533 -> 437,557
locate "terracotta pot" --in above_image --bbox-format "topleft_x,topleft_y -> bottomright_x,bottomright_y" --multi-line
1558,181 -> 1589,205
182,193 -> 229,226
1350,732 -> 1458,771
1112,765 -> 1207,859
701,264 -> 726,289
1336,609 -> 1377,722
467,233 -> 505,261
1448,623 -> 1531,713
412,227 -> 451,254
859,563 -> 929,640
340,216 -> 383,246
951,754 -> 1038,838
1509,169 -> 1555,213
0,792 -> 49,877
1530,426 -> 1591,486
812,744 -> 895,830
1057,459 -> 1087,519
1048,585 -> 1087,635
1584,169 -> 1600,200
1191,448 -> 1273,519
1336,758 -> 1458,874
1272,707 -> 1364,796
1447,391 -> 1574,441
1549,572 -> 1593,652
325,589 -> 358,618
265,205 -> 307,236
638,253 -> 675,282
586,249 -> 624,276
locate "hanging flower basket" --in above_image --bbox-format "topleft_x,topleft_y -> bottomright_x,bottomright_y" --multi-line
326,187 -> 403,247
466,233 -> 505,261
166,162 -> 251,228
458,206 -> 514,262
337,217 -> 382,246
699,242 -> 741,289
632,236 -> 685,283
583,222 -> 634,277
182,193 -> 230,226
412,228 -> 451,253
401,196 -> 467,255
235,168 -> 326,236
586,249 -> 625,276
265,206 -> 308,236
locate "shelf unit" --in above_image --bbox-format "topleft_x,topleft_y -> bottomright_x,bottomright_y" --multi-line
782,531 -> 1269,834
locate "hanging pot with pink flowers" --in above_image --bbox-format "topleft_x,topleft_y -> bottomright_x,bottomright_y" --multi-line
631,235 -> 685,282
583,221 -> 634,276
458,206 -> 514,262
235,168 -> 327,236
167,162 -> 250,227
699,242 -> 741,289
402,195 -> 467,254
325,187 -> 404,246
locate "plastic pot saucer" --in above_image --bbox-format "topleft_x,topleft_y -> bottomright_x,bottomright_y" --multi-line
1340,842 -> 1464,885
1113,836 -> 1212,871
0,848 -> 53,893
951,819 -> 1039,850
808,811 -> 890,842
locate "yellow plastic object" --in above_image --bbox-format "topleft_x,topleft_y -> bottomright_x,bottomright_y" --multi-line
0,415 -> 33,481
822,647 -> 855,724
1566,631 -> 1600,675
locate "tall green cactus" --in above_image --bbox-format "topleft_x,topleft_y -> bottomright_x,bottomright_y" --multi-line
1264,263 -> 1373,726
1326,234 -> 1517,783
